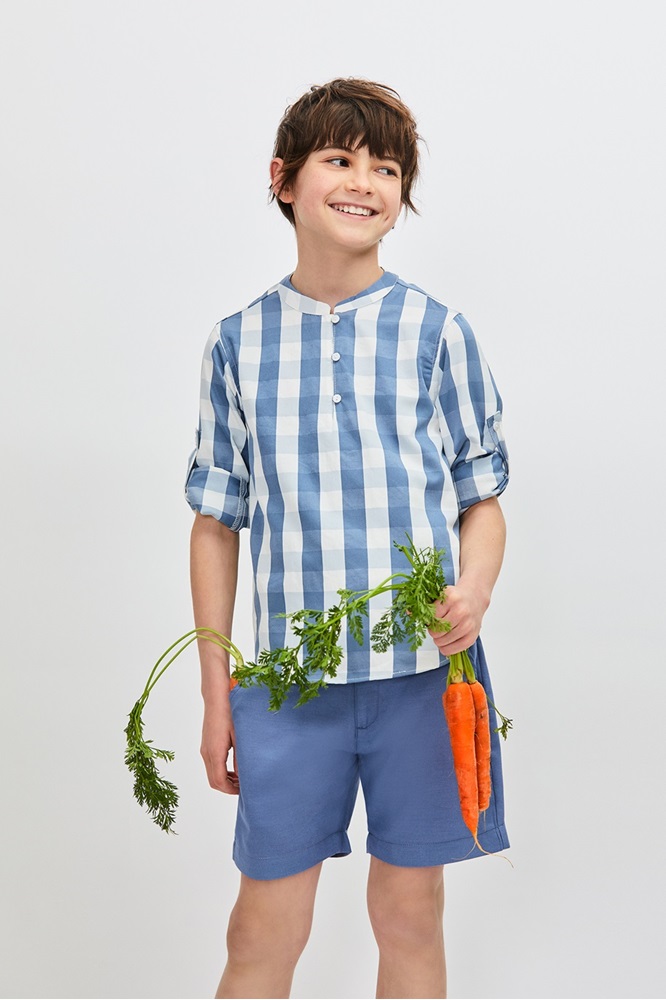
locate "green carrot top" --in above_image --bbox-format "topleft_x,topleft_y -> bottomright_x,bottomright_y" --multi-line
125,533 -> 511,833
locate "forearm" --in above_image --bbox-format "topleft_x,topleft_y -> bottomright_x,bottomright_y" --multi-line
190,510 -> 240,709
429,496 -> 506,654
458,496 -> 506,607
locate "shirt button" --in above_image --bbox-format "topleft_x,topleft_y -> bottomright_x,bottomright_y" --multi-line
332,393 -> 342,404
331,351 -> 341,362
331,314 -> 340,324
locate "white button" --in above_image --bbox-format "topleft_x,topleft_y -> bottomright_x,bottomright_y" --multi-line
331,352 -> 341,362
333,393 -> 342,403
331,314 -> 340,324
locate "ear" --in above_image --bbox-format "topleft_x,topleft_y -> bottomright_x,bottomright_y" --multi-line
269,157 -> 294,204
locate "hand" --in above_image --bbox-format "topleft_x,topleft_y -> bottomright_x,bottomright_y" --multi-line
428,581 -> 489,656
200,708 -> 239,796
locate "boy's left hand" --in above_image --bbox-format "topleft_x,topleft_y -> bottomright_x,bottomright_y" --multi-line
428,582 -> 489,656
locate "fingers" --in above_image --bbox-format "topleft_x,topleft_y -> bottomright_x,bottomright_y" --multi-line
200,740 -> 240,796
430,625 -> 478,656
222,772 -> 240,796
428,586 -> 481,654
431,596 -> 448,621
429,613 -> 475,643
204,756 -> 240,795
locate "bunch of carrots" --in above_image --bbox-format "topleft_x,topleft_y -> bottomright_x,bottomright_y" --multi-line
125,535 -> 511,844
444,647 -> 506,852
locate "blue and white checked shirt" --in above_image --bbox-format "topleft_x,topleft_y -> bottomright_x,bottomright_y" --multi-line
185,270 -> 508,683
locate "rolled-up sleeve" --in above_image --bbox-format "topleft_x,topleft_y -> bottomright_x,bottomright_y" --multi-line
184,323 -> 250,530
436,313 -> 509,511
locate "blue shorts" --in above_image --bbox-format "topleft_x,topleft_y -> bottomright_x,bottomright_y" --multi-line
229,638 -> 509,880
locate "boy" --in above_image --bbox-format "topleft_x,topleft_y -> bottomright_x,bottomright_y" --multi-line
185,78 -> 509,999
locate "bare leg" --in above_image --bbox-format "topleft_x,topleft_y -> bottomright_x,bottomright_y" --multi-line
216,863 -> 322,999
367,857 -> 446,999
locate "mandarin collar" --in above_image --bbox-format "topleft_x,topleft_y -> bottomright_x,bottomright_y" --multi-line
276,270 -> 398,317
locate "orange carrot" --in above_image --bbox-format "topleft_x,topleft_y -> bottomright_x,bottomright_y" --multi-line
442,679 -> 479,844
469,680 -> 491,812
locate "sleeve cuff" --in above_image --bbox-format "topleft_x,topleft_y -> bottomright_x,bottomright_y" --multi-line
454,457 -> 509,511
452,412 -> 509,512
185,464 -> 249,531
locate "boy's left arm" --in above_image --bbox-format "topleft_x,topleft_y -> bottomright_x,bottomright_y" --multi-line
429,496 -> 506,656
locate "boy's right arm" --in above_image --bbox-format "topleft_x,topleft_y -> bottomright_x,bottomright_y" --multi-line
190,510 -> 240,796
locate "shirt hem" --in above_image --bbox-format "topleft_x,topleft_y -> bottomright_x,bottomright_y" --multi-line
324,659 -> 449,684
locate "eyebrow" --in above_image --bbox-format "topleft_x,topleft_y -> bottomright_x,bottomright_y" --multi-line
320,145 -> 402,165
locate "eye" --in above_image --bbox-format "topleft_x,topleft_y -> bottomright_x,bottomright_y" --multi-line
327,156 -> 349,167
377,166 -> 399,177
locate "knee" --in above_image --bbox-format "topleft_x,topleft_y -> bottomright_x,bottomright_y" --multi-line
226,898 -> 312,968
367,875 -> 444,953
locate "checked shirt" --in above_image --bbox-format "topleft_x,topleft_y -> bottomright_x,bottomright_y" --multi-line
185,270 -> 508,683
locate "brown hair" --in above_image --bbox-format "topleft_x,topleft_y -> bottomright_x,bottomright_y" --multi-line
271,78 -> 421,226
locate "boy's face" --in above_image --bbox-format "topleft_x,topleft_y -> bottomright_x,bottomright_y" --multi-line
272,145 -> 403,252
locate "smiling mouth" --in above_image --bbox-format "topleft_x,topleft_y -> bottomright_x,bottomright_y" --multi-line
330,204 -> 378,217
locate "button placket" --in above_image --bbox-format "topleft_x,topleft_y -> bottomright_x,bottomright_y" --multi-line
329,313 -> 342,405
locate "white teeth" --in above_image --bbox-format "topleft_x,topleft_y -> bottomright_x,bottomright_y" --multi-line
333,204 -> 373,216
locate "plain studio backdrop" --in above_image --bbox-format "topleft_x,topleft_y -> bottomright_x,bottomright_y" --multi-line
1,2 -> 664,998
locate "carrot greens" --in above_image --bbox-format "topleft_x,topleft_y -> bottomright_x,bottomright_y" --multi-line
125,534 -> 510,834
234,535 -> 449,710
124,628 -> 244,832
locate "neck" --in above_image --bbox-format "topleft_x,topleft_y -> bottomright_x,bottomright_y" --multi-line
289,235 -> 384,311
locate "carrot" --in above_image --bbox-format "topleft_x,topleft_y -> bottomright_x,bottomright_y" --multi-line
469,679 -> 491,812
443,649 -> 495,851
442,678 -> 480,845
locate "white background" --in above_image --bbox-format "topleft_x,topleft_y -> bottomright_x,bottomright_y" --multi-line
1,2 -> 664,998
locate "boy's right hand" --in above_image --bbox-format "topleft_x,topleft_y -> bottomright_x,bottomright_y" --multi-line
200,706 -> 239,795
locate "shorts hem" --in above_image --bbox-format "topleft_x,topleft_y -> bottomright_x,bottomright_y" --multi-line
366,824 -> 510,867
233,830 -> 352,881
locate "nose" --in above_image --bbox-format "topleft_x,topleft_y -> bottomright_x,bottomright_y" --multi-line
345,163 -> 374,195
